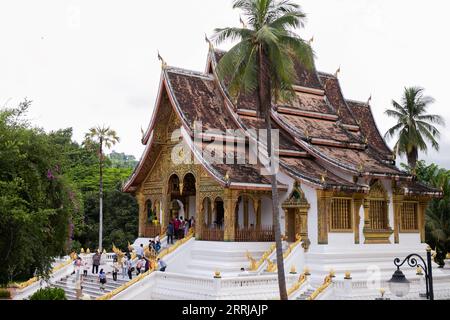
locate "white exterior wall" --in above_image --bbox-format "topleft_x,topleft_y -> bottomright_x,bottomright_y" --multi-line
188,195 -> 196,218
302,183 -> 318,248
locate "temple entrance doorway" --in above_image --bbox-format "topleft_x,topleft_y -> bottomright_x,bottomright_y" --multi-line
215,199 -> 224,228
286,208 -> 297,243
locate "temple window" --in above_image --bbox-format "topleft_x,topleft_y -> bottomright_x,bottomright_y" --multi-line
330,197 -> 352,232
369,200 -> 389,230
400,201 -> 419,232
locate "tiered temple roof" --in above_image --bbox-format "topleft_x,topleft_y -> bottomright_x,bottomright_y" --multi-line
124,45 -> 440,197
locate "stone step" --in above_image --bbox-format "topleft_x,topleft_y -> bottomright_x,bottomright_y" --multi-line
63,274 -> 129,285
53,284 -> 105,298
56,280 -> 122,292
296,289 -> 316,300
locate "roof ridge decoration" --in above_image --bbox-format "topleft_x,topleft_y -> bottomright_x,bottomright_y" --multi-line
165,66 -> 214,80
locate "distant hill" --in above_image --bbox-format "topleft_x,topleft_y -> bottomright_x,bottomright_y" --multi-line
108,151 -> 138,169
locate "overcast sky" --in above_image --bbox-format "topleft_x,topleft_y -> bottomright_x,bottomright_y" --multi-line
1,0 -> 449,168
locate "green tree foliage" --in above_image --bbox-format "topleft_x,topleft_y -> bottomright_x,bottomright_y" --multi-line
385,87 -> 445,169
0,101 -> 82,285
411,161 -> 450,266
213,0 -> 314,300
0,101 -> 138,285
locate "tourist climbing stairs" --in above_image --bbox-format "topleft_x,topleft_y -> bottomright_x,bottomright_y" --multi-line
51,274 -> 127,300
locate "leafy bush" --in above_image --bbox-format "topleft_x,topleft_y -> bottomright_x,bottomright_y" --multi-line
29,287 -> 66,300
0,289 -> 11,299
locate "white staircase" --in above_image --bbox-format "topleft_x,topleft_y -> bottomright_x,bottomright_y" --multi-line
181,241 -> 274,276
52,274 -> 127,300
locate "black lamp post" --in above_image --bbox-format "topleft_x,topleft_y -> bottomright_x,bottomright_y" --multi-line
388,247 -> 434,300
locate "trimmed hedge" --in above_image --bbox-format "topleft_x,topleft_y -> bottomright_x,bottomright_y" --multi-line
29,287 -> 66,300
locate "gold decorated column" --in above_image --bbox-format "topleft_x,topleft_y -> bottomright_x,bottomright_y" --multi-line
317,190 -> 332,244
243,197 -> 249,228
136,191 -> 146,237
299,202 -> 311,248
195,194 -> 204,239
254,198 -> 262,229
224,189 -> 239,241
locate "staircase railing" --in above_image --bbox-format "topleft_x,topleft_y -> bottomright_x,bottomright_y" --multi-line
306,273 -> 334,300
287,272 -> 308,298
96,229 -> 194,300
246,244 -> 276,272
266,234 -> 303,273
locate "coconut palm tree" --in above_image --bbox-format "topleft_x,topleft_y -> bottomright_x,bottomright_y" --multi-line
84,126 -> 120,252
384,87 -> 445,169
213,0 -> 314,300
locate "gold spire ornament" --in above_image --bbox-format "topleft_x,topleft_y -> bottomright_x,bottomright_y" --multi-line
344,271 -> 352,280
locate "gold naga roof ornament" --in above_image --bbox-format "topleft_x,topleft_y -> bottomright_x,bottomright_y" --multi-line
334,66 -> 341,78
344,271 -> 352,280
320,171 -> 327,184
157,50 -> 167,69
224,171 -> 231,187
205,33 -> 213,49
358,162 -> 364,173
366,94 -> 372,106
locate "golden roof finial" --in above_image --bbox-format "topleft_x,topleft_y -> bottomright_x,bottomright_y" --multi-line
205,33 -> 213,49
304,267 -> 311,276
320,171 -> 327,184
344,271 -> 352,279
334,66 -> 341,78
367,94 -> 372,106
214,270 -> 222,278
157,50 -> 167,69
308,36 -> 314,45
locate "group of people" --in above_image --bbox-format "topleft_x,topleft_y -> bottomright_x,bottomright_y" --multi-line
71,240 -> 170,299
72,251 -> 105,299
166,216 -> 194,245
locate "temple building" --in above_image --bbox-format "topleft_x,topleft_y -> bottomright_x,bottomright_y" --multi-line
124,43 -> 440,248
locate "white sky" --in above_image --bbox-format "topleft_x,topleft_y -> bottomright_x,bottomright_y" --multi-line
1,0 -> 449,168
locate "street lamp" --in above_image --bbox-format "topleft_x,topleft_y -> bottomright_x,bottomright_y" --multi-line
388,247 -> 434,300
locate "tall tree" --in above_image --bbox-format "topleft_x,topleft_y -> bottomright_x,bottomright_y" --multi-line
213,0 -> 314,300
384,87 -> 445,169
84,126 -> 120,252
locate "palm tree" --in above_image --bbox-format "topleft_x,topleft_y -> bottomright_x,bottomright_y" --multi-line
384,87 -> 445,169
84,126 -> 120,252
213,0 -> 314,300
